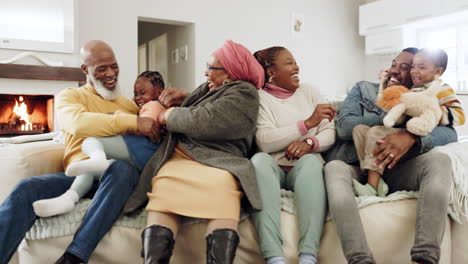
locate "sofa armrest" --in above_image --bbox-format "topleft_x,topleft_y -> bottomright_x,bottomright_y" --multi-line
451,218 -> 468,263
0,140 -> 65,203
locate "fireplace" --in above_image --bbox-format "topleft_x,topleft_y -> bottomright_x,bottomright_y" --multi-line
0,61 -> 86,137
0,94 -> 54,136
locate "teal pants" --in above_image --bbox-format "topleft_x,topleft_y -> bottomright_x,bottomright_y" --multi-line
251,152 -> 327,258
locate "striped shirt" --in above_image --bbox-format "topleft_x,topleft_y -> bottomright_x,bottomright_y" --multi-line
412,81 -> 465,127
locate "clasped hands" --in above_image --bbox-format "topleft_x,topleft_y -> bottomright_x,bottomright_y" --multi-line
286,103 -> 336,160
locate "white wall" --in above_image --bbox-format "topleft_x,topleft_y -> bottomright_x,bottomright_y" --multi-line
77,0 -> 364,98
0,0 -> 365,100
364,53 -> 394,83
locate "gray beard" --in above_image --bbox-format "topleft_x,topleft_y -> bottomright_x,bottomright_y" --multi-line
88,74 -> 120,101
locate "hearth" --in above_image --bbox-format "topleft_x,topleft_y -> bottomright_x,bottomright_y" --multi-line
0,94 -> 54,136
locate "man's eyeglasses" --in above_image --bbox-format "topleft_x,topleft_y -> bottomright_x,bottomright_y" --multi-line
206,63 -> 225,72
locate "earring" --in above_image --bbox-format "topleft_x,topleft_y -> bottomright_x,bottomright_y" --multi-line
268,76 -> 273,83
223,79 -> 231,85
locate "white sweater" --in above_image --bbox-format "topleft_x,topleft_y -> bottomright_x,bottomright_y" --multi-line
255,83 -> 336,166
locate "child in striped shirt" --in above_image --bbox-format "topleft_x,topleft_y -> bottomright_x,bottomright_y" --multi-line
410,48 -> 464,127
353,48 -> 465,197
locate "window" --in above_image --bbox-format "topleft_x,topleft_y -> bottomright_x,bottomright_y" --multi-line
0,0 -> 75,53
417,23 -> 468,94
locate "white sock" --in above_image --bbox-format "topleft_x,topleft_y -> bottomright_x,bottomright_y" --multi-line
33,189 -> 80,217
65,137 -> 111,176
299,253 -> 317,264
266,256 -> 286,264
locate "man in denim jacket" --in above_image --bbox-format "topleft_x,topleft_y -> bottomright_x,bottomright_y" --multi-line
324,48 -> 458,264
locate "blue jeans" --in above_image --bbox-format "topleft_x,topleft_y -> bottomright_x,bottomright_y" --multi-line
121,134 -> 160,171
0,160 -> 139,263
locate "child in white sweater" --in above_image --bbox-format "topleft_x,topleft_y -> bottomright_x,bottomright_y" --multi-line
33,71 -> 166,217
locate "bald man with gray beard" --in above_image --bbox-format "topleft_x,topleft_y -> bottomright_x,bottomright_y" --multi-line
0,40 -> 160,264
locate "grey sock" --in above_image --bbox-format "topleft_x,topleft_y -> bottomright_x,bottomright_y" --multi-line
266,256 -> 286,264
299,253 -> 317,264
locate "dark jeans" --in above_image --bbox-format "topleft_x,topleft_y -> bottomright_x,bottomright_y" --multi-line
122,134 -> 160,171
0,160 -> 139,263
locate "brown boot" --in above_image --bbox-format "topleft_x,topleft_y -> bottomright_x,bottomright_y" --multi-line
206,229 -> 240,264
141,225 -> 175,264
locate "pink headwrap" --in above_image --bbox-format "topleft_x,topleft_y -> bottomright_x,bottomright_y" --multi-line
214,40 -> 265,89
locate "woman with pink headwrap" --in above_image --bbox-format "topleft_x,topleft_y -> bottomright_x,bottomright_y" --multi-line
124,40 -> 264,264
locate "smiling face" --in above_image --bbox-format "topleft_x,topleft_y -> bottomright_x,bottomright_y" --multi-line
205,55 -> 230,90
410,52 -> 444,86
268,49 -> 300,92
386,51 -> 415,88
82,47 -> 119,91
133,77 -> 163,108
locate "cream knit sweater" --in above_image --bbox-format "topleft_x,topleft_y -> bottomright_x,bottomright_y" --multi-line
255,83 -> 335,166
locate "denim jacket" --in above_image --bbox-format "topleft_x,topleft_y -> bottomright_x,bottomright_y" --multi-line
324,81 -> 458,164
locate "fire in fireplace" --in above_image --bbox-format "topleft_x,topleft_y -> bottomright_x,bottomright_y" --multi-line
0,94 -> 54,136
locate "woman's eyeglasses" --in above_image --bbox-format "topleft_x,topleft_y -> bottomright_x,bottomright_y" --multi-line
206,63 -> 225,72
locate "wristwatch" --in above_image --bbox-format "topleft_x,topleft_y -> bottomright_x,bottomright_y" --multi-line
305,138 -> 314,149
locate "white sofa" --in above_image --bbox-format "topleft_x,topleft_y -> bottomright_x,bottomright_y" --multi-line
1,139 -> 467,264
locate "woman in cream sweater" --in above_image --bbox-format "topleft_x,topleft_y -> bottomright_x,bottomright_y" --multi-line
252,46 -> 336,264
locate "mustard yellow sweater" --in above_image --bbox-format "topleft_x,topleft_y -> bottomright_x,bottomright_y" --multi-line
56,83 -> 139,169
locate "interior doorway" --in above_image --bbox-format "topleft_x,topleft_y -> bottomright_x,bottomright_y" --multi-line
138,19 -> 195,91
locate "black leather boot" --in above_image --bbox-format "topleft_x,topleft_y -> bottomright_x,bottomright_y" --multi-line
55,252 -> 84,264
141,225 -> 175,264
206,229 -> 240,264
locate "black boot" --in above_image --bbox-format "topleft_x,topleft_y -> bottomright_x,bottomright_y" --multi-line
206,229 -> 240,264
141,225 -> 175,264
55,252 -> 84,264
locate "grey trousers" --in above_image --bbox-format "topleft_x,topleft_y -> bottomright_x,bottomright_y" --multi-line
325,151 -> 452,264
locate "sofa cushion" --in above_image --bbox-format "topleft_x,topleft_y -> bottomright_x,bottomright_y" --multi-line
0,141 -> 64,203
450,219 -> 468,263
19,199 -> 452,264
19,226 -> 141,264
318,199 -> 451,264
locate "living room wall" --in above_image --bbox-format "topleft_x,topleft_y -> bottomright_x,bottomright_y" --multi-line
0,0 -> 365,99
76,0 -> 364,98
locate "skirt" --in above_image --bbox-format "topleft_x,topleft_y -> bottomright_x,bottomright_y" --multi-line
146,144 -> 242,220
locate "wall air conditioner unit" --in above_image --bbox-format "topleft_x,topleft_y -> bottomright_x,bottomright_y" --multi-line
365,28 -> 415,55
